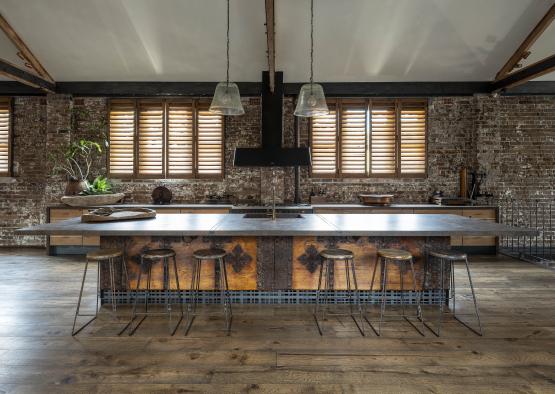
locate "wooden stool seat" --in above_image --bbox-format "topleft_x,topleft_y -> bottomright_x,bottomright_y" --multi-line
86,248 -> 123,261
378,248 -> 412,260
193,248 -> 227,260
142,248 -> 176,260
319,248 -> 354,260
429,249 -> 467,260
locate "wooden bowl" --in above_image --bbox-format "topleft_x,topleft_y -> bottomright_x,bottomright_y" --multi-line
358,194 -> 394,206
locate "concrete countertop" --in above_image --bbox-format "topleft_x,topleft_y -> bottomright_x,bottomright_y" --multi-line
311,204 -> 497,209
47,203 -> 496,210
17,213 -> 534,237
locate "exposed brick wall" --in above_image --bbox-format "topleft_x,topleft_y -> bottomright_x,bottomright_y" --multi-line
0,94 -> 553,247
475,95 -> 555,202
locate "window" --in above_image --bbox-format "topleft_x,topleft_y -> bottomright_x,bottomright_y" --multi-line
310,98 -> 427,178
108,99 -> 224,179
0,98 -> 12,177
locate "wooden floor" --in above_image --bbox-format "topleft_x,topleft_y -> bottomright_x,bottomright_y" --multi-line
0,249 -> 554,393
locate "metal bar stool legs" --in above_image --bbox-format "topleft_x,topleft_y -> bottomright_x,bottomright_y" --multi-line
184,249 -> 232,336
72,259 -> 99,336
422,251 -> 483,337
313,249 -> 365,336
72,249 -> 126,336
364,249 -> 425,337
124,249 -> 184,336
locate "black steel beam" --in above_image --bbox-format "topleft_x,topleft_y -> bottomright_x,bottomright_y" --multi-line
0,59 -> 55,92
284,81 -> 492,97
1,80 -> 555,97
55,81 -> 262,97
0,80 -> 44,95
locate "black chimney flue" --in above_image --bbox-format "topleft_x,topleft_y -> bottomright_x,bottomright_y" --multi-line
233,71 -> 311,167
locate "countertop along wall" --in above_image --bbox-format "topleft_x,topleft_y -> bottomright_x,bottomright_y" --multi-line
0,94 -> 553,246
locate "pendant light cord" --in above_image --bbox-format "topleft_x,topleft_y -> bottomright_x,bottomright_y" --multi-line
226,0 -> 230,85
310,0 -> 314,86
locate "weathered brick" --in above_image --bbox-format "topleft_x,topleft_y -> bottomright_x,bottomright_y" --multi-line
0,94 -> 553,246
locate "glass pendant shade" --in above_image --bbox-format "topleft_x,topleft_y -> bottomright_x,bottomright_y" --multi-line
294,83 -> 329,117
209,82 -> 245,115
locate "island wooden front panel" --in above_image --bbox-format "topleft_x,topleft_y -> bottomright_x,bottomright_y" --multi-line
101,235 -> 449,291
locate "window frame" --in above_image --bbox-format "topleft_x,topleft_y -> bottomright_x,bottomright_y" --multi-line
0,97 -> 13,177
108,98 -> 225,180
309,97 -> 428,179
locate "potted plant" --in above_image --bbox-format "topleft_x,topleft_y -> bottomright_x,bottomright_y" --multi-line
51,139 -> 103,195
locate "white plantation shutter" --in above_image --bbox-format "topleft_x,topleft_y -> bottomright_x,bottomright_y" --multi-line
400,101 -> 427,175
108,100 -> 135,176
196,105 -> 224,177
370,101 -> 397,176
0,98 -> 11,176
137,101 -> 164,177
167,101 -> 194,176
340,101 -> 367,176
310,104 -> 337,176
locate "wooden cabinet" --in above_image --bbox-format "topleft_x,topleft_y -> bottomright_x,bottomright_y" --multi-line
314,207 -> 413,214
180,208 -> 230,214
461,208 -> 497,247
49,208 -> 84,246
155,208 -> 181,214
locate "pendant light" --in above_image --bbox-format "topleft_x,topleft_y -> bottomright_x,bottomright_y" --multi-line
294,0 -> 328,117
210,0 -> 244,115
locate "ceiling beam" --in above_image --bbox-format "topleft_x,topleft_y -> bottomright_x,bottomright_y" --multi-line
54,81 -> 261,97
495,4 -> 555,81
265,0 -> 275,93
491,53 -> 555,91
3,80 -> 555,97
50,81 -> 490,97
0,58 -> 55,92
0,13 -> 54,83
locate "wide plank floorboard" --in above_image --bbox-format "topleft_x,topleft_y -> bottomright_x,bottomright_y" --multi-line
0,249 -> 554,393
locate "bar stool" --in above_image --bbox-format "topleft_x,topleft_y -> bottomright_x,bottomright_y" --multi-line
365,248 -> 424,337
313,248 -> 365,336
124,248 -> 184,336
422,249 -> 483,336
184,248 -> 232,336
72,248 -> 128,336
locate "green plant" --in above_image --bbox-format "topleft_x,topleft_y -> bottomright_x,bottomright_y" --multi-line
80,175 -> 113,195
50,139 -> 102,181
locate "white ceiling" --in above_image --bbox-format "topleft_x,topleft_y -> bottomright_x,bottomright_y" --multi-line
0,0 -> 553,82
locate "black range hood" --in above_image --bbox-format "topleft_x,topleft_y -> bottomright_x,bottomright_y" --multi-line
233,71 -> 311,167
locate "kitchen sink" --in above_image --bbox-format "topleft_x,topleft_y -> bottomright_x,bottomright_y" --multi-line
243,213 -> 304,219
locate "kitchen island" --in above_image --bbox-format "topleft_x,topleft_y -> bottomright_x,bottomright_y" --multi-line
17,213 -> 534,303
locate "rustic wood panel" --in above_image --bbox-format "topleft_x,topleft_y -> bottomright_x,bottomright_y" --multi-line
292,236 -> 449,290
221,237 -> 257,290
101,236 -> 257,291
